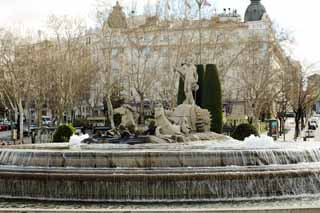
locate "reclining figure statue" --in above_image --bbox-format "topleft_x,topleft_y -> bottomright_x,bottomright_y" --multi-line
154,107 -> 182,136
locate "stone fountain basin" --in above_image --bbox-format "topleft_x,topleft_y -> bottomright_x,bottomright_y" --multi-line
1,141 -> 320,202
0,163 -> 320,202
1,141 -> 320,168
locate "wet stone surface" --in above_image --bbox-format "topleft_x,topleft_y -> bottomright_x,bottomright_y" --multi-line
1,197 -> 320,210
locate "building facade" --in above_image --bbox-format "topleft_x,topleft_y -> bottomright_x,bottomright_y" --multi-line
0,1 -> 307,128
82,0 -> 292,121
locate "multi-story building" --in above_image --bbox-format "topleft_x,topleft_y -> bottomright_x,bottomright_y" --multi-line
308,73 -> 320,113
83,0 -> 294,121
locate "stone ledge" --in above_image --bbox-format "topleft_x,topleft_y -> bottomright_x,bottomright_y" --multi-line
1,208 -> 320,213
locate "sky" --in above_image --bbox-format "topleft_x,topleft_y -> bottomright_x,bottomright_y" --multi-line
0,0 -> 319,68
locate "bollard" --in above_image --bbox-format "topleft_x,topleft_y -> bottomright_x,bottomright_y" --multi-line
12,129 -> 17,144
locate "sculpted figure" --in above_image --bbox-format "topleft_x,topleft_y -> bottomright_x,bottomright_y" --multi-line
154,107 -> 181,136
180,117 -> 191,135
175,60 -> 198,105
114,105 -> 136,127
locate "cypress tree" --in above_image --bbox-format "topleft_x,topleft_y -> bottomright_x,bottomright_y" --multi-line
195,64 -> 205,107
177,77 -> 185,105
177,63 -> 186,105
202,64 -> 223,133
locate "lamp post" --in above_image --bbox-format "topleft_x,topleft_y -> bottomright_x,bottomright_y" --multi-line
130,2 -> 135,102
195,0 -> 203,64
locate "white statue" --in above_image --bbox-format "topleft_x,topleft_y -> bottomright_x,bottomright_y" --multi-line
114,105 -> 136,127
175,60 -> 198,105
154,107 -> 181,136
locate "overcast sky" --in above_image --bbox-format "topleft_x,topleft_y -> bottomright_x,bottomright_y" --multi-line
1,0 -> 319,67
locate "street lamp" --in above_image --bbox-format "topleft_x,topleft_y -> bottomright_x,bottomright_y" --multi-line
195,0 -> 204,64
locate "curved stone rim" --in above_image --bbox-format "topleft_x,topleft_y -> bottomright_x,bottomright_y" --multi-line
0,167 -> 320,202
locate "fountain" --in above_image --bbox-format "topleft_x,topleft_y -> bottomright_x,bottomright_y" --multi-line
1,63 -> 320,205
2,141 -> 320,203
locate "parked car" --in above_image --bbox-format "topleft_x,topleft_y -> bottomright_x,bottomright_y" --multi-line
0,124 -> 8,131
23,125 -> 38,136
42,116 -> 52,126
4,121 -> 12,130
0,119 -> 10,131
286,112 -> 295,118
310,119 -> 318,128
308,121 -> 317,130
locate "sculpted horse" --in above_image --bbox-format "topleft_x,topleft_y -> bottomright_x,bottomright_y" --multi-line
114,105 -> 136,127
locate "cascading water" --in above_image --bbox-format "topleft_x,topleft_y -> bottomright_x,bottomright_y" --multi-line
1,138 -> 320,202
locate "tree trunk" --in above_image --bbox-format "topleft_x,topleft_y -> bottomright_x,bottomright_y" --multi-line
36,105 -> 42,128
279,118 -> 283,136
14,107 -> 18,124
301,113 -> 305,130
139,93 -> 145,125
283,119 -> 286,141
294,117 -> 300,140
25,99 -> 31,132
68,109 -> 73,124
58,109 -> 64,125
18,98 -> 24,143
294,108 -> 302,140
106,95 -> 115,129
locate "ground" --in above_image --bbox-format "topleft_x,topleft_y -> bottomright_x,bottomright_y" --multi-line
277,117 -> 320,142
0,130 -> 31,144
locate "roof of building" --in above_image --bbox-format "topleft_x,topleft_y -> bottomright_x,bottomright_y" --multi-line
244,0 -> 267,22
105,1 -> 127,29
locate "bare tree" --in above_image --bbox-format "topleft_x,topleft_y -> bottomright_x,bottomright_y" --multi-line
0,30 -> 35,142
238,33 -> 284,124
125,25 -> 162,124
289,62 -> 320,139
94,27 -> 121,128
46,15 -> 93,124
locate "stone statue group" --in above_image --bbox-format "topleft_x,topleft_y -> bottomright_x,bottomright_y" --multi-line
112,60 -> 211,141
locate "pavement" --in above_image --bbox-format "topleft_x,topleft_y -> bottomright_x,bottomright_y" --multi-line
1,117 -> 320,145
0,130 -> 31,145
271,117 -> 320,142
0,131 -> 11,144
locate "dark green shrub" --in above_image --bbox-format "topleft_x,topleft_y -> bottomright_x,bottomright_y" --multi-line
231,123 -> 259,141
202,64 -> 223,133
223,124 -> 236,136
53,124 -> 76,143
177,77 -> 186,105
195,64 -> 205,107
